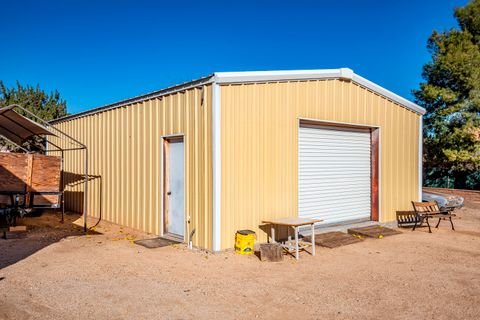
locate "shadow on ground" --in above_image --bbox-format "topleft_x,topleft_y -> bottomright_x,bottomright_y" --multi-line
0,210 -> 100,269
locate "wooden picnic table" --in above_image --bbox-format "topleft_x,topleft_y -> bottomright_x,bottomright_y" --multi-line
262,217 -> 322,260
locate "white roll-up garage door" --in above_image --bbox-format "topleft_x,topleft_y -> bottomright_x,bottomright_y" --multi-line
298,125 -> 371,225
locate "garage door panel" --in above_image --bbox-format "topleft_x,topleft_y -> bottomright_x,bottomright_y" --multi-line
299,192 -> 371,200
299,136 -> 371,144
299,197 -> 371,208
299,182 -> 371,191
299,186 -> 370,195
301,168 -> 369,172
299,144 -> 371,150
299,210 -> 371,220
300,211 -> 369,224
299,202 -> 370,214
299,139 -> 371,146
298,125 -> 371,225
300,170 -> 370,175
299,191 -> 371,202
299,174 -> 371,181
299,152 -> 370,158
300,129 -> 370,137
300,151 -> 371,157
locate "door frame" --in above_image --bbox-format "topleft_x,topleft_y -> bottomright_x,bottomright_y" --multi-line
298,118 -> 381,222
160,134 -> 186,241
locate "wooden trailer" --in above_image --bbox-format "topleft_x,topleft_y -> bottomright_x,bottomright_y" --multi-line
0,104 -> 88,232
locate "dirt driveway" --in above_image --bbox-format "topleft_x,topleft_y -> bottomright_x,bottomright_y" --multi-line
1,189 -> 480,320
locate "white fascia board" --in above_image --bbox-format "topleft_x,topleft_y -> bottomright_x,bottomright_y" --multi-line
214,68 -> 352,84
214,68 -> 426,116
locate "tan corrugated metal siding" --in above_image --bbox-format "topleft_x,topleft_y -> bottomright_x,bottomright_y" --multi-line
220,79 -> 420,249
50,85 -> 213,250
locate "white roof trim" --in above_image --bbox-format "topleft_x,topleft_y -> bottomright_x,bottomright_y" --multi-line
214,68 -> 426,115
214,68 -> 350,83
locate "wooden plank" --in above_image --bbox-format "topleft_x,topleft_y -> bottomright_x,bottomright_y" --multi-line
25,154 -> 33,205
25,154 -> 33,190
9,225 -> 27,232
30,154 -> 61,205
303,231 -> 364,248
30,154 -> 61,192
348,225 -> 401,238
262,217 -> 322,227
0,153 -> 28,192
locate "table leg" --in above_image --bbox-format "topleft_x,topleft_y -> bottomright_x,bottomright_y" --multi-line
311,223 -> 315,256
295,226 -> 299,260
271,224 -> 276,244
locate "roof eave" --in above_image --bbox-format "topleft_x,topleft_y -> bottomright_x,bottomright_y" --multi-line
50,74 -> 215,124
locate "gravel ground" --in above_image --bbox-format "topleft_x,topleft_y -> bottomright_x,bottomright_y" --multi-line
1,189 -> 479,320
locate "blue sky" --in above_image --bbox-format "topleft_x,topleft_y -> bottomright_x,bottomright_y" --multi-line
0,0 -> 468,114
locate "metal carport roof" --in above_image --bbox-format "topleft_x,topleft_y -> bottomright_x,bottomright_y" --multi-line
0,105 -> 57,146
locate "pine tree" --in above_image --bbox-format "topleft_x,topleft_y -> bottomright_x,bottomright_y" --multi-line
414,0 -> 480,189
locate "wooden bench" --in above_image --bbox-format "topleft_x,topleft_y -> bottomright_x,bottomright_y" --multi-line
411,201 -> 455,233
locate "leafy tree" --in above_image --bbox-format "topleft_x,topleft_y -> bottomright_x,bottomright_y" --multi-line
414,0 -> 480,190
0,81 -> 67,152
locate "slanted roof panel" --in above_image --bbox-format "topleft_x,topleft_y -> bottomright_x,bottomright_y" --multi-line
0,106 -> 56,145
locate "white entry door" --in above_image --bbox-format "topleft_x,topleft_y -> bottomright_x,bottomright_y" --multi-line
298,125 -> 371,225
164,138 -> 185,238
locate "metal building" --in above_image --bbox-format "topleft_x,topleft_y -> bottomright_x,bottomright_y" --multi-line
50,68 -> 425,251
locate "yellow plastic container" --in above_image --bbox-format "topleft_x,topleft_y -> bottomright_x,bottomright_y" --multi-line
235,230 -> 256,255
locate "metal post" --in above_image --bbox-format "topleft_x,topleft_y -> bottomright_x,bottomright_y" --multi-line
0,135 -> 28,152
311,223 -> 315,256
271,225 -> 276,244
295,227 -> 299,260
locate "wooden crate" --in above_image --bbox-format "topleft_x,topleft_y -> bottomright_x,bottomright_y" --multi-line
0,152 -> 61,206
259,243 -> 284,262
